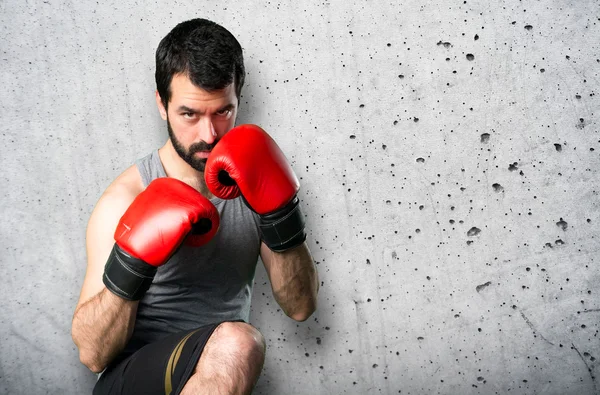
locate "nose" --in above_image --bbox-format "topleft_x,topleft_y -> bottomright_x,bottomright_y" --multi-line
198,118 -> 217,145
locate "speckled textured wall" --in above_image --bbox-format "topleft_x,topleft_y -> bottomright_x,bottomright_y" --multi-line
1,0 -> 599,394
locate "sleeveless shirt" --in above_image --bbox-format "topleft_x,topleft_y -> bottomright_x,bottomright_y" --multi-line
120,150 -> 261,358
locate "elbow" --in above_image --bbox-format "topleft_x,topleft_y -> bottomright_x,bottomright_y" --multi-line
72,332 -> 104,373
290,310 -> 313,322
73,335 -> 107,373
289,301 -> 317,322
79,351 -> 107,374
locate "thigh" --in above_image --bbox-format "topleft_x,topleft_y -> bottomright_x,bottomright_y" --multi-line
93,322 -> 224,395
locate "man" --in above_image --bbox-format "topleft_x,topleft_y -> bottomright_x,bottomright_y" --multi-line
71,18 -> 318,395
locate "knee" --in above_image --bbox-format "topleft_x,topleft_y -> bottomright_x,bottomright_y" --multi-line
213,321 -> 266,364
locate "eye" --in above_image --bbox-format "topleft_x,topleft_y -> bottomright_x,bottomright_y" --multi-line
182,112 -> 195,119
215,108 -> 232,117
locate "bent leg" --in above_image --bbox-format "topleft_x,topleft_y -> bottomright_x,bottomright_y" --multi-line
94,323 -> 222,395
180,321 -> 266,395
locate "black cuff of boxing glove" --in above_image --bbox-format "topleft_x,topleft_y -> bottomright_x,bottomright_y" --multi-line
259,196 -> 307,252
103,244 -> 157,301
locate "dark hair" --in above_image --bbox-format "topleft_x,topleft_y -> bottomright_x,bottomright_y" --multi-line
155,18 -> 245,109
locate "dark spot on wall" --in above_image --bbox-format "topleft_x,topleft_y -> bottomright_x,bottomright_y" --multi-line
509,162 -> 519,171
437,41 -> 453,48
556,218 -> 568,231
467,227 -> 481,236
492,183 -> 504,192
474,34 -> 479,40
480,133 -> 490,143
554,143 -> 562,152
476,281 -> 492,292
466,54 -> 475,61
416,158 -> 425,163
525,25 -> 533,31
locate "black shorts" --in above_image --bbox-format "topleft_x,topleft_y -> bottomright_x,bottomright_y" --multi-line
93,321 -> 233,395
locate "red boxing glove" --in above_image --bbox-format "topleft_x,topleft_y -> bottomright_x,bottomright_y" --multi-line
205,124 -> 305,251
103,178 -> 219,300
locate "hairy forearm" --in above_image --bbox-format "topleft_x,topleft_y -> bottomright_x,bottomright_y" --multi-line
264,243 -> 318,321
71,288 -> 138,373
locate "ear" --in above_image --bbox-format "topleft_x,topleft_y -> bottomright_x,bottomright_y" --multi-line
155,90 -> 167,121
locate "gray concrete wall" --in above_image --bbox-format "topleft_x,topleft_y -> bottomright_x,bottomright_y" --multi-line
1,0 -> 599,393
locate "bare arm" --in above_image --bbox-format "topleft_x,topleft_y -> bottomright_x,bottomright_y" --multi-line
71,167 -> 142,373
260,241 -> 319,321
72,289 -> 138,373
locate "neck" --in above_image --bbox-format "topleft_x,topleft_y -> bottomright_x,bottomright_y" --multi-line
158,139 -> 214,198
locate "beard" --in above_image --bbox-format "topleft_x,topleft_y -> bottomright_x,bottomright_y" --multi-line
167,116 -> 216,172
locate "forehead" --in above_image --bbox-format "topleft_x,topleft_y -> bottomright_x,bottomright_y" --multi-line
169,73 -> 237,105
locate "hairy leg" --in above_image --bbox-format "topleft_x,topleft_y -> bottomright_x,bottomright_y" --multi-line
180,322 -> 266,395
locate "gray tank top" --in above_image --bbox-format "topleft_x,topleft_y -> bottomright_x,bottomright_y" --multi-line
121,150 -> 261,357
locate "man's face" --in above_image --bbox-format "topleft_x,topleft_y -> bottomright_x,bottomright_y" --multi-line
156,73 -> 238,172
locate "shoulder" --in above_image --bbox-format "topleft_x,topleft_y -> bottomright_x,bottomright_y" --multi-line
105,164 -> 145,202
87,164 -> 144,238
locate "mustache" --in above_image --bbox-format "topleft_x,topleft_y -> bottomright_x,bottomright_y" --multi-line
188,141 -> 217,155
